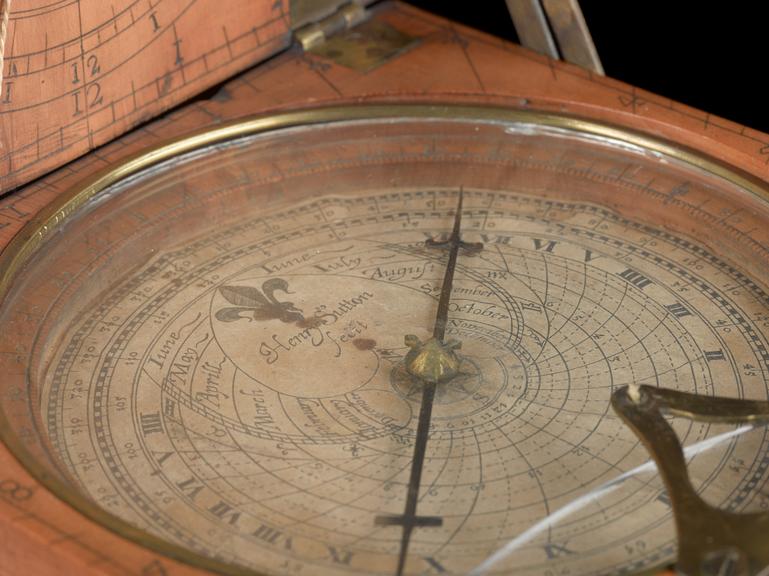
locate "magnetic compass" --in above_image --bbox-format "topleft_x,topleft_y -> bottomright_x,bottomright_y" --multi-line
3,104 -> 769,576
2,3 -> 769,576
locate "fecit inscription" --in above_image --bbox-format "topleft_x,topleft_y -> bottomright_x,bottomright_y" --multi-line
256,290 -> 374,365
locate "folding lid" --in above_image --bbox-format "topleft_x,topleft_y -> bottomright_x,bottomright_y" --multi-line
0,0 -> 371,195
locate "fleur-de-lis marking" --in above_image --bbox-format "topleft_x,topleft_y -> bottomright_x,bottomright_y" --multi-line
215,278 -> 304,324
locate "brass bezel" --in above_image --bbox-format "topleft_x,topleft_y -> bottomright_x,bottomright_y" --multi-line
1,103 -> 767,576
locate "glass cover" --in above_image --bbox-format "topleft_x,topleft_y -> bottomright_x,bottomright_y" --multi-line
2,111 -> 769,576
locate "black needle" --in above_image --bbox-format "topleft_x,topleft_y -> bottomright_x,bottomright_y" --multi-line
430,187 -> 469,342
382,188 -> 480,576
393,378 -> 438,576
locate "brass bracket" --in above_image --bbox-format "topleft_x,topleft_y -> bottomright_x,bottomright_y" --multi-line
505,0 -> 604,75
295,3 -> 418,73
294,2 -> 368,51
612,385 -> 769,576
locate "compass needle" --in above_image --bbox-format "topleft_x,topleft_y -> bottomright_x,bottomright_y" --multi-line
382,188 -> 483,576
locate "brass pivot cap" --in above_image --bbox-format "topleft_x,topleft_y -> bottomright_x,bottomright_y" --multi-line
404,335 -> 462,383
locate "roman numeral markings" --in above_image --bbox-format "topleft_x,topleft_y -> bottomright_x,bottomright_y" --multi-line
478,234 -> 596,262
150,451 -> 174,475
208,500 -> 241,526
479,234 -> 511,245
251,524 -> 292,550
176,476 -> 205,500
617,268 -> 653,289
665,302 -> 692,318
533,238 -> 557,252
253,523 -> 281,544
252,523 -> 293,549
139,412 -> 164,436
154,451 -> 174,465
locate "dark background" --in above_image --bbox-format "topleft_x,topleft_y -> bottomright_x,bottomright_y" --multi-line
405,1 -> 768,134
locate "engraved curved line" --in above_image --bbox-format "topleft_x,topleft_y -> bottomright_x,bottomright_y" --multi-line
467,424 -> 753,576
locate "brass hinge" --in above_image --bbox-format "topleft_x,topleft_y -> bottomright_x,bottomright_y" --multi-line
295,2 -> 369,51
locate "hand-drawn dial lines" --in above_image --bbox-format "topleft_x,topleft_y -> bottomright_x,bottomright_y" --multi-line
39,190 -> 769,576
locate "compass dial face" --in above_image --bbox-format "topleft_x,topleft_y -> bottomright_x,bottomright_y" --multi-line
2,109 -> 769,576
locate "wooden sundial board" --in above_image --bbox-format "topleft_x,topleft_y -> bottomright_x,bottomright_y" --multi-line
0,0 -> 292,194
1,2 -> 769,575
